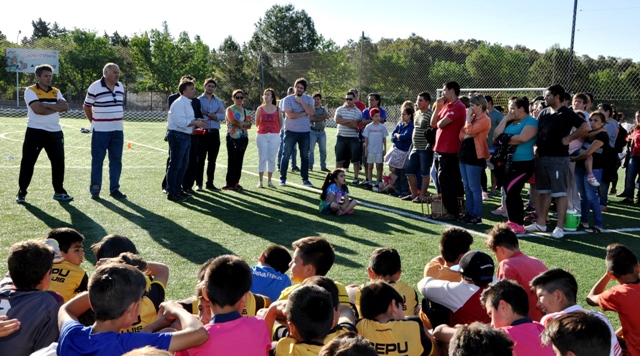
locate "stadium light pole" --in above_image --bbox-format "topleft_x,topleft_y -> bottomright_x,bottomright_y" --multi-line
16,30 -> 21,107
567,0 -> 578,92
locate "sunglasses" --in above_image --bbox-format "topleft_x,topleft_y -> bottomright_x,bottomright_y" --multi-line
234,96 -> 244,100
345,98 -> 353,101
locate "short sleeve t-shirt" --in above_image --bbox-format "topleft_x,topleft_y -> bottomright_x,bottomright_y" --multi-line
434,99 -> 466,154
311,106 -> 328,131
536,106 -> 585,157
577,131 -> 609,170
24,84 -> 64,132
356,317 -> 435,356
48,260 -> 88,302
324,183 -> 348,202
597,283 -> 640,356
503,115 -> 538,162
335,106 -> 362,138
363,123 -> 389,154
226,106 -> 250,139
413,109 -> 433,150
283,94 -> 314,132
362,107 -> 388,121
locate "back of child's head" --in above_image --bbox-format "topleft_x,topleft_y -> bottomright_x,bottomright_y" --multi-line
197,257 -> 216,282
440,227 -> 474,263
7,239 -> 54,290
262,244 -> 292,274
122,346 -> 173,356
292,237 -> 335,276
541,312 -> 611,356
359,280 -> 404,320
320,169 -> 347,200
287,285 -> 334,341
530,268 -> 578,304
319,332 -> 377,356
89,263 -> 146,321
46,227 -> 84,253
301,276 -> 339,311
91,234 -> 138,260
204,255 -> 252,308
368,248 -> 401,277
110,252 -> 148,273
605,243 -> 638,277
485,223 -> 519,251
480,279 -> 529,317
449,322 -> 514,356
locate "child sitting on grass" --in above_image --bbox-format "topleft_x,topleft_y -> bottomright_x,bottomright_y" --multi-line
250,244 -> 292,301
46,227 -> 89,302
56,263 -> 208,356
319,169 -> 357,216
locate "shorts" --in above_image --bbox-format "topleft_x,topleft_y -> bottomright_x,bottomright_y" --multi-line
405,149 -> 434,176
535,156 -> 569,197
367,153 -> 383,164
335,136 -> 361,164
319,200 -> 333,213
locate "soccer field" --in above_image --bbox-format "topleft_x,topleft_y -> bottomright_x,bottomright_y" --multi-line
1,116 -> 638,328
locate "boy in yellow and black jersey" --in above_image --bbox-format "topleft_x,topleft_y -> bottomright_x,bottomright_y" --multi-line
356,281 -> 440,356
46,228 -> 89,302
348,248 -> 419,318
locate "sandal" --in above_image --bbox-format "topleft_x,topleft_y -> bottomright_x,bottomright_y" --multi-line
401,195 -> 416,201
267,181 -> 276,188
585,226 -> 603,233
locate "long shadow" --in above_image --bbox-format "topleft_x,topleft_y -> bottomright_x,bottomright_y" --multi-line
93,199 -> 232,266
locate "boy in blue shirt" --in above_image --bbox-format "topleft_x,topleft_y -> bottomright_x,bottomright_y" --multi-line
57,263 -> 207,356
251,245 -> 292,301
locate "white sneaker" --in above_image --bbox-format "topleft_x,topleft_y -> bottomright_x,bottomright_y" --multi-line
587,176 -> 600,187
551,227 -> 565,239
524,222 -> 547,232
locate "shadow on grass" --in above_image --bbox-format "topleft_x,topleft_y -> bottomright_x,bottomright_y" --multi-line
23,202 -> 108,254
92,198 -> 233,266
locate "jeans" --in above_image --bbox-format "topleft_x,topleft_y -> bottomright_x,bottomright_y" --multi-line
256,133 -> 280,172
309,130 -> 327,170
277,128 -> 297,168
436,152 -> 463,215
280,131 -> 310,182
459,162 -> 484,217
623,156 -> 640,199
165,131 -> 191,195
19,128 -> 66,194
91,130 -> 123,195
575,166 -> 603,227
430,155 -> 439,192
196,129 -> 221,186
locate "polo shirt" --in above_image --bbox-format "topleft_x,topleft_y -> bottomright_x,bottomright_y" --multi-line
434,99 -> 466,154
24,83 -> 64,131
84,77 -> 125,132
335,105 -> 362,138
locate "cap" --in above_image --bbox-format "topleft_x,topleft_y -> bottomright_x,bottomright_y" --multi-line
44,238 -> 65,264
458,250 -> 494,285
370,108 -> 380,117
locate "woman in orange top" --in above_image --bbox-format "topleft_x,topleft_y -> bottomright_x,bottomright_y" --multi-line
458,95 -> 491,225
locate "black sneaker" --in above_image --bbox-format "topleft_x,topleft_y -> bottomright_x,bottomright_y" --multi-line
16,190 -> 26,204
167,193 -> 186,202
205,183 -> 221,191
467,216 -> 483,225
110,190 -> 127,199
53,192 -> 74,201
178,191 -> 192,199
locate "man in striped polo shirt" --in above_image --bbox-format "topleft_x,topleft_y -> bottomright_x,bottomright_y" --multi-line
17,64 -> 72,203
84,63 -> 126,200
335,91 -> 363,184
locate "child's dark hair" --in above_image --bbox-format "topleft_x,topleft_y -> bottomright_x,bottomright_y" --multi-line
485,223 -> 519,251
530,268 -> 578,304
287,285 -> 334,341
89,263 -> 147,321
197,257 -> 216,282
8,240 -> 54,290
480,279 -> 529,317
204,255 -> 252,308
319,332 -> 378,356
320,168 -> 348,201
541,312 -> 611,356
449,322 -> 514,356
359,280 -> 404,320
605,243 -> 638,277
91,234 -> 138,260
262,245 -> 292,274
292,237 -> 335,276
110,252 -> 148,273
369,248 -> 401,277
301,276 -> 340,311
46,227 -> 84,253
440,227 -> 473,263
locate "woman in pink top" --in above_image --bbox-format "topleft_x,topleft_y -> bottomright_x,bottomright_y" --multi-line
255,88 -> 281,188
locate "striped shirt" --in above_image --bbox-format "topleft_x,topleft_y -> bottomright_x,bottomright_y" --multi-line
413,109 -> 433,150
335,105 -> 362,138
84,77 -> 124,132
24,83 -> 64,132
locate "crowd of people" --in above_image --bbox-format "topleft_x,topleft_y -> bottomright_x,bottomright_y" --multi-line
1,226 -> 637,355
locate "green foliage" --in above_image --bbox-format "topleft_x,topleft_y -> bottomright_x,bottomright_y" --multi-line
308,37 -> 355,106
250,4 -> 318,54
430,60 -> 470,90
466,43 -> 529,88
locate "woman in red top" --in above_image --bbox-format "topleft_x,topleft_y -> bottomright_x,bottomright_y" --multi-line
255,88 -> 281,188
458,95 -> 491,225
622,110 -> 640,203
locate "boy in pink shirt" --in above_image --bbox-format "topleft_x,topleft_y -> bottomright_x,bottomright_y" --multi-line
176,255 -> 271,356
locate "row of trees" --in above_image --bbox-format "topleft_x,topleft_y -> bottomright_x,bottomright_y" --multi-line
1,5 -> 640,113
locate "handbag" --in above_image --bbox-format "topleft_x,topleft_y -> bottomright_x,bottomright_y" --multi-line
384,146 -> 411,169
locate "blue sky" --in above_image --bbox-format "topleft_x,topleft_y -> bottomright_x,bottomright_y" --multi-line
3,0 -> 638,61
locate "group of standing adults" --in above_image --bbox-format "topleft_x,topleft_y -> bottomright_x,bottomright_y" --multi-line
17,62 -> 127,204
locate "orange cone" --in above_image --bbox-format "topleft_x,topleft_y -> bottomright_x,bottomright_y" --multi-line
127,142 -> 132,149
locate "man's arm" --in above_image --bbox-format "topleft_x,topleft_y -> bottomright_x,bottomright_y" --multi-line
586,272 -> 612,307
562,121 -> 590,146
58,292 -> 91,330
83,106 -> 93,124
297,96 -> 315,116
335,114 -> 359,129
310,109 -> 328,122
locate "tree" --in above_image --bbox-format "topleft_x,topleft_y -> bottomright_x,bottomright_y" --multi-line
50,22 -> 67,38
250,4 -> 318,54
31,18 -> 51,40
215,36 -> 252,102
466,43 -> 529,88
308,36 -> 355,106
430,61 -> 470,90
